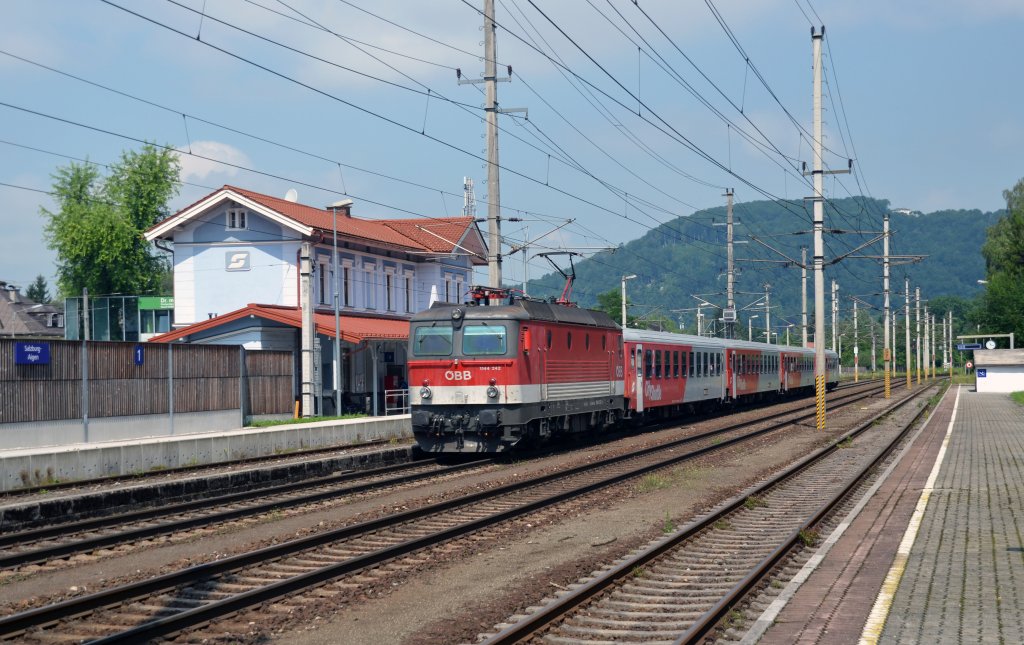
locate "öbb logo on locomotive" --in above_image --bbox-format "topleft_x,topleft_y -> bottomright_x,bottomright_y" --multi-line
444,370 -> 473,381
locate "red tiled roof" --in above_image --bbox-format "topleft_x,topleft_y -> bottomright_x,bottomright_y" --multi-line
382,218 -> 488,258
151,185 -> 486,263
148,304 -> 409,344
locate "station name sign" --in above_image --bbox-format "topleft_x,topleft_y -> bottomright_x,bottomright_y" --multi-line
14,342 -> 51,365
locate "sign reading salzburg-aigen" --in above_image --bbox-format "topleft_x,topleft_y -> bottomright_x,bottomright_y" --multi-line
14,342 -> 51,365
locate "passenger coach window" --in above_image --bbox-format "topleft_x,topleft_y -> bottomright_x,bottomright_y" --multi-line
655,351 -> 662,378
413,326 -> 453,356
689,351 -> 695,377
462,324 -> 507,356
645,350 -> 653,377
673,351 -> 679,378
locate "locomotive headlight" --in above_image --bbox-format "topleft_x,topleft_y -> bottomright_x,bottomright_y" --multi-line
486,385 -> 499,399
419,386 -> 432,399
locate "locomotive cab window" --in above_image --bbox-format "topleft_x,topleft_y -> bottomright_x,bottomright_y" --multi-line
462,324 -> 507,356
413,325 -> 453,356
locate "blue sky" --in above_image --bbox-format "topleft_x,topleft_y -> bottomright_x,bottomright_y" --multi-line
1,0 -> 1022,296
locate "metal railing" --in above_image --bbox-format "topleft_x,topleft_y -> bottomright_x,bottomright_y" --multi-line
384,388 -> 410,415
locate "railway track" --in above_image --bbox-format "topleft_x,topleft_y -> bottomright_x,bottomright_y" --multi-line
0,380 -> 899,643
0,436 -> 413,499
480,382 -> 942,644
0,380 -> 883,574
0,459 -> 491,572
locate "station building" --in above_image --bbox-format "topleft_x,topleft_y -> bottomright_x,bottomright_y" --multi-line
145,185 -> 486,415
973,349 -> 1024,393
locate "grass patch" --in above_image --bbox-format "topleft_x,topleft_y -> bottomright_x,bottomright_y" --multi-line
632,566 -> 647,578
248,414 -> 365,427
798,528 -> 820,546
638,473 -> 672,493
838,436 -> 853,449
663,511 -> 676,534
744,495 -> 768,510
1011,392 -> 1024,407
724,609 -> 745,629
713,518 -> 733,531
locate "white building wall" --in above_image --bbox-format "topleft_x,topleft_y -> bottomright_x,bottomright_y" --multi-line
174,247 -> 196,325
975,366 -> 1024,393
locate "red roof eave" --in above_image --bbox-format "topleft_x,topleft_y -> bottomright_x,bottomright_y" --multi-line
148,304 -> 409,344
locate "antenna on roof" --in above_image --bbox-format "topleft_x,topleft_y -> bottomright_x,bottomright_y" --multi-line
284,188 -> 299,203
462,177 -> 476,218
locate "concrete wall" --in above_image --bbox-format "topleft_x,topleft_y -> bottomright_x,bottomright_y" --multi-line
0,415 -> 411,491
0,410 -> 243,450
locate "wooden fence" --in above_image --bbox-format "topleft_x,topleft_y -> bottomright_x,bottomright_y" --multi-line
0,339 -> 294,424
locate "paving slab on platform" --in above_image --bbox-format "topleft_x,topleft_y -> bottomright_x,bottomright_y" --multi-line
751,386 -> 1024,644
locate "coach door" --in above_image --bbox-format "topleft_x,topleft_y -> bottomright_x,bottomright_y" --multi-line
635,345 -> 644,413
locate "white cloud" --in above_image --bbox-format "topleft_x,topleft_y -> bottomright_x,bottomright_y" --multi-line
175,141 -> 252,183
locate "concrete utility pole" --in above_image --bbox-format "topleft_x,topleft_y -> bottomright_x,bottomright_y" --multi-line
931,313 -> 937,379
915,287 -> 921,384
905,278 -> 912,389
831,280 -> 838,352
925,305 -> 933,380
459,0 -> 518,289
801,247 -> 808,348
811,27 -> 827,429
621,274 -> 637,329
725,189 -> 736,339
300,242 -> 315,417
883,213 -> 891,398
805,27 -> 849,427
764,283 -> 771,344
948,310 -> 954,378
482,0 -> 502,288
853,299 -> 859,382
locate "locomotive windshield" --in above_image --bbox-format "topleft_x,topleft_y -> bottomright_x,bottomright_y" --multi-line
413,325 -> 453,356
462,324 -> 507,356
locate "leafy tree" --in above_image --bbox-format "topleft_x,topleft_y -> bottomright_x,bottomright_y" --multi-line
977,178 -> 1024,340
41,144 -> 180,297
595,289 -> 630,326
25,274 -> 51,304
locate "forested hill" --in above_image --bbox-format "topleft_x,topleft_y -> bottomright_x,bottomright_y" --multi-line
527,197 -> 1003,326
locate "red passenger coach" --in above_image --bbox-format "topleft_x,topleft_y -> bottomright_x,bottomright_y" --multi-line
409,297 -> 624,452
622,330 -> 726,416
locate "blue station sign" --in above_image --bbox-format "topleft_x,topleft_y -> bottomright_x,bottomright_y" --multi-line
957,343 -> 982,351
134,344 -> 145,366
977,368 -> 987,378
14,342 -> 51,365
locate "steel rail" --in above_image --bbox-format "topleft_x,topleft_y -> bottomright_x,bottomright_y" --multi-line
0,381 -> 883,570
482,383 -> 938,644
0,459 -> 490,569
0,382 -> 890,641
675,384 -> 940,643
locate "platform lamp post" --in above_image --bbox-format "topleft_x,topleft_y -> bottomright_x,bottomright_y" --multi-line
749,315 -> 759,342
621,274 -> 637,328
786,324 -> 794,347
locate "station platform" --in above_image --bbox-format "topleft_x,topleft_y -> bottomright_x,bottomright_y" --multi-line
748,384 -> 1024,644
0,414 -> 411,492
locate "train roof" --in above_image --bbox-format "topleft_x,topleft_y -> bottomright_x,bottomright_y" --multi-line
622,328 -> 837,356
411,299 -> 620,330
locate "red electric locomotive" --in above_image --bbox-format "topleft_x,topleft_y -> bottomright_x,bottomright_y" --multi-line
409,289 -> 839,453
408,293 -> 624,452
